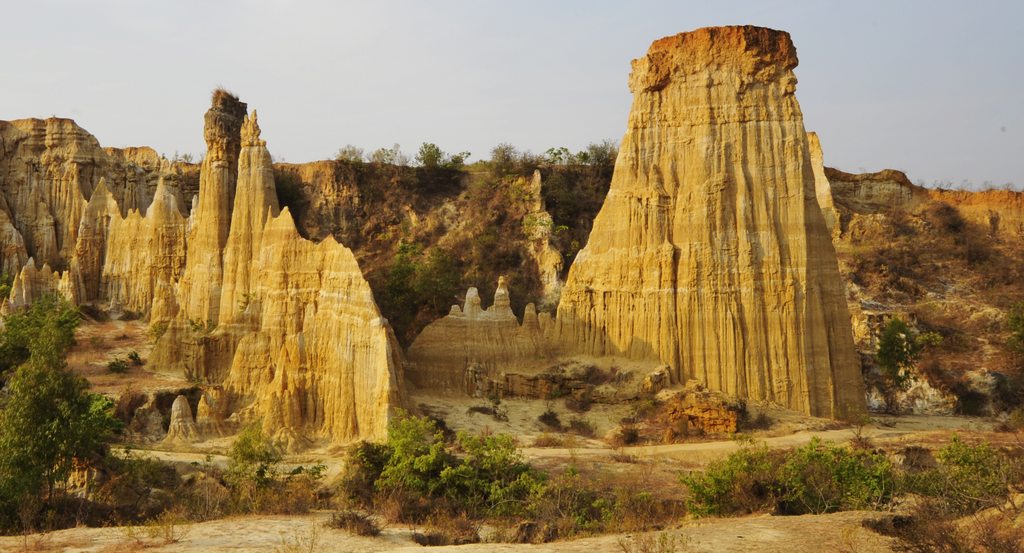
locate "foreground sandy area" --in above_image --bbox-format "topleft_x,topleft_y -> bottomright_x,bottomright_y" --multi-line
1,509 -> 898,553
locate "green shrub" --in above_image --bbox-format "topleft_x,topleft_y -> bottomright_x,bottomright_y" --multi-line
227,425 -> 282,488
127,351 -> 143,366
775,438 -> 895,514
901,435 -> 1022,514
680,438 -> 896,517
438,432 -> 545,517
0,294 -> 79,380
0,359 -> 120,531
680,442 -> 782,517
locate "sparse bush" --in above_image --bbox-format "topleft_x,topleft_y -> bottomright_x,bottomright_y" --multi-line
874,498 -> 1024,553
568,417 -> 595,437
107,357 -> 130,374
538,408 -> 562,430
334,145 -> 365,163
876,318 -> 941,411
532,433 -> 567,447
149,321 -> 168,343
900,435 -> 1022,514
127,351 -> 143,366
327,509 -> 380,536
225,424 -> 284,512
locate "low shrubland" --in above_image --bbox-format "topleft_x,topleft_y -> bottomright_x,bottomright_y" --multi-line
340,411 -> 682,542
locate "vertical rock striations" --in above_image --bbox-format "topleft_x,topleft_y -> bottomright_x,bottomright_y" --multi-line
407,276 -> 549,391
102,166 -> 188,320
176,90 -> 247,326
554,26 -> 863,418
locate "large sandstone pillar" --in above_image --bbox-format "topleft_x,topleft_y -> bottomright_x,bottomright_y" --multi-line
554,26 -> 864,418
176,90 -> 247,325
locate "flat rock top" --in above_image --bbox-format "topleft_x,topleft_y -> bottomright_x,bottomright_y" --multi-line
630,25 -> 797,91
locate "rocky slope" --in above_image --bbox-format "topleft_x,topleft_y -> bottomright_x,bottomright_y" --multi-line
553,26 -> 864,419
811,135 -> 1024,414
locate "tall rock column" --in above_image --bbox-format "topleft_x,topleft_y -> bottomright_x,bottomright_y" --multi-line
554,26 -> 863,418
218,111 -> 280,326
176,90 -> 247,325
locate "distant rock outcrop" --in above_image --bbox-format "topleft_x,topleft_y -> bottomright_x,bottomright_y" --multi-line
407,276 -> 549,391
553,26 -> 864,419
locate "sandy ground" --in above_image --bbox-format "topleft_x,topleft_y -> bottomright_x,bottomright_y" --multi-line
0,509 -> 898,553
67,320 -> 188,395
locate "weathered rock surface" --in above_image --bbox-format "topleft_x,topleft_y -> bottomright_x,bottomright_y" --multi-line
521,171 -> 564,309
175,90 -> 247,326
807,133 -> 840,236
407,277 -> 548,391
553,26 -> 864,418
155,109 -> 406,446
101,168 -> 188,320
655,381 -> 744,437
164,394 -> 199,443
0,118 -> 197,276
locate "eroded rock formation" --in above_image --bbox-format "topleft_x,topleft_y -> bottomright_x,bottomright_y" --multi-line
553,26 -> 864,418
176,90 -> 247,326
164,395 -> 199,443
407,276 -> 549,391
154,109 -> 406,446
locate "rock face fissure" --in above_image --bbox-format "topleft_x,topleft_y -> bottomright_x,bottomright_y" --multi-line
553,26 -> 864,418
407,276 -> 550,391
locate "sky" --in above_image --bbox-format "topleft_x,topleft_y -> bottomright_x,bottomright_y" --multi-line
2,1 -> 1021,188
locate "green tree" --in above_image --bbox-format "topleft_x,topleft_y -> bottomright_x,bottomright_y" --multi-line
0,294 -> 79,380
0,297 -> 120,531
416,142 -> 444,169
226,424 -> 283,491
876,318 -> 941,411
369,143 -> 409,165
376,411 -> 455,497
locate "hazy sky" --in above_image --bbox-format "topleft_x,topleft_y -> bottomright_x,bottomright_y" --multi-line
3,1 -> 1021,187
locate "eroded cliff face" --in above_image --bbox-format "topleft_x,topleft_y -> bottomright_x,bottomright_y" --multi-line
813,135 -> 1024,415
101,170 -> 188,321
0,118 -> 198,277
554,26 -> 864,418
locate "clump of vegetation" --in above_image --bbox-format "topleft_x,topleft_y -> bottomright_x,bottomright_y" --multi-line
416,142 -> 470,170
875,317 -> 942,411
901,435 -> 1023,514
149,320 -> 168,342
538,408 -> 562,430
327,509 -> 380,536
107,357 -> 130,374
680,437 -> 896,517
341,412 -> 680,542
567,417 -> 596,437
0,295 -> 123,532
376,242 -> 462,343
128,350 -> 144,366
